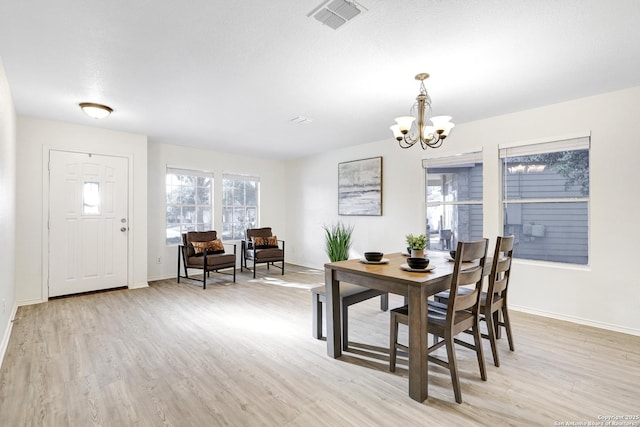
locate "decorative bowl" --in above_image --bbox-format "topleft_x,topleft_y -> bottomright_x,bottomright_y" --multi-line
449,250 -> 457,260
407,257 -> 429,269
364,252 -> 384,262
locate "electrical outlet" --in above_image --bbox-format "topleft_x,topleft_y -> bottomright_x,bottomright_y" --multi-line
156,256 -> 162,264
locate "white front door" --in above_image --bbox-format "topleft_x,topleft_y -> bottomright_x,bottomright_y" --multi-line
48,150 -> 129,297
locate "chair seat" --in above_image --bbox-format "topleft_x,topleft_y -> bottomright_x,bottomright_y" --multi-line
248,247 -> 284,261
436,289 -> 504,308
390,301 -> 474,326
187,253 -> 236,269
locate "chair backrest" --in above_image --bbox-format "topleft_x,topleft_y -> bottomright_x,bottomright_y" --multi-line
447,239 -> 489,315
182,230 -> 218,258
246,227 -> 273,239
486,235 -> 515,303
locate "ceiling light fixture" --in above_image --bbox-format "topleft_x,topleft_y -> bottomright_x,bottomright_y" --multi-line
390,73 -> 454,149
79,102 -> 113,119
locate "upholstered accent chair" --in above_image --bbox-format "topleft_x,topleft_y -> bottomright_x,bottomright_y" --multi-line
177,231 -> 236,289
241,227 -> 285,278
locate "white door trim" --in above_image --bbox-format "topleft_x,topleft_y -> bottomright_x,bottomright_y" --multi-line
41,147 -> 135,301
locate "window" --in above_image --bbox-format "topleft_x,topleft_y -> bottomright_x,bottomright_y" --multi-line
222,174 -> 259,240
423,152 -> 483,250
165,168 -> 213,245
500,135 -> 590,265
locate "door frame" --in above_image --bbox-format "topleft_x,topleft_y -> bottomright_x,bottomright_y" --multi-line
41,147 -> 134,300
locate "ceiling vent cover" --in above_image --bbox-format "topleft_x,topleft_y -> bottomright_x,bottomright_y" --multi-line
308,0 -> 367,30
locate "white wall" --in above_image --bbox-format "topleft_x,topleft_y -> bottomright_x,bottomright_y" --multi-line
0,59 -> 17,364
16,117 -> 148,304
147,142 -> 287,281
285,86 -> 640,336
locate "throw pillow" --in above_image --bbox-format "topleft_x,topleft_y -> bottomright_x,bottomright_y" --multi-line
252,235 -> 279,249
191,239 -> 225,256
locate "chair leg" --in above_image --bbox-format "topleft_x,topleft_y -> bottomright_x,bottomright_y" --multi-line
253,258 -> 256,279
380,293 -> 388,311
484,310 -> 501,367
281,260 -> 285,275
502,305 -> 515,351
177,248 -> 181,283
232,266 -> 236,283
312,293 -> 323,339
445,333 -> 463,404
472,321 -> 487,381
341,301 -> 349,351
389,312 -> 398,372
493,310 -> 502,339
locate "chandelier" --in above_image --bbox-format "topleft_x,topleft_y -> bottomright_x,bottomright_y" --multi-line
390,73 -> 454,149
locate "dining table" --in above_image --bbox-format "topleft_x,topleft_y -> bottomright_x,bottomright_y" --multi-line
324,251 -> 478,402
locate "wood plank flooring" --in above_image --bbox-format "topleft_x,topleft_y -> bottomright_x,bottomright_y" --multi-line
1,264 -> 638,426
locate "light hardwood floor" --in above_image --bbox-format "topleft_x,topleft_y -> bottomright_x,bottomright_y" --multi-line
1,264 -> 638,426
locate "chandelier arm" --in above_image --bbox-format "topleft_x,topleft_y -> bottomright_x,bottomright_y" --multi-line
424,136 -> 444,149
399,134 -> 418,149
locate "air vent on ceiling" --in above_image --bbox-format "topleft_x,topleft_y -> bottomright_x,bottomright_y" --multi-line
308,0 -> 367,30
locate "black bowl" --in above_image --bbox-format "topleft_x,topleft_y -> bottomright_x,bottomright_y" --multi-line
407,257 -> 429,269
364,252 -> 384,262
449,250 -> 457,260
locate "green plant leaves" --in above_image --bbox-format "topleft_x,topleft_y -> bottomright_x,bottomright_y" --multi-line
324,222 -> 354,262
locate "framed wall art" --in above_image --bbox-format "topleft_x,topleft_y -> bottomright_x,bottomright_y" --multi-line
338,156 -> 382,216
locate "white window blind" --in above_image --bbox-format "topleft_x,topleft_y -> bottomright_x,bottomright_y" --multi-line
422,151 -> 483,168
500,135 -> 590,158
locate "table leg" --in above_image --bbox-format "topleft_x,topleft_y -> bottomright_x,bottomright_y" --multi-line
325,268 -> 342,358
407,285 -> 428,402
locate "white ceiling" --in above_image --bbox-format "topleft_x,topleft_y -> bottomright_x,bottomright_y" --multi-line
1,0 -> 640,160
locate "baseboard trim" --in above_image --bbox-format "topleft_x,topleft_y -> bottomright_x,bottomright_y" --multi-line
147,274 -> 176,282
0,303 -> 19,369
511,304 -> 640,337
18,298 -> 44,307
128,282 -> 149,290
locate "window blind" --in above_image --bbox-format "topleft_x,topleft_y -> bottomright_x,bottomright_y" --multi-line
166,166 -> 213,178
422,151 -> 483,168
499,135 -> 590,158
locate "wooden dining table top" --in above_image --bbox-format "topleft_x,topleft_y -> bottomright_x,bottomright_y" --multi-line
325,251 -> 483,293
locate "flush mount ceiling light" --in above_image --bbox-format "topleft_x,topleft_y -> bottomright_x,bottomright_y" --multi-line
79,102 -> 113,119
390,73 -> 454,149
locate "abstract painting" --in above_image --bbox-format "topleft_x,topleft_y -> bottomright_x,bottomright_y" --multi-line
338,156 -> 382,216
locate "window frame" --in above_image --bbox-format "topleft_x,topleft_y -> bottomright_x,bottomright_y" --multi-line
165,167 -> 214,246
499,133 -> 591,266
221,173 -> 260,241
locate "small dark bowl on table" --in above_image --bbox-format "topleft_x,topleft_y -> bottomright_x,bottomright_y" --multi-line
449,250 -> 457,260
364,252 -> 384,262
407,257 -> 429,269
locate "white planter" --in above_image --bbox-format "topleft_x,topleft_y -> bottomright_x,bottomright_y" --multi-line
411,249 -> 425,258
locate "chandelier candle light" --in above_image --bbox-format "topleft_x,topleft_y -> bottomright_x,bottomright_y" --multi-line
390,73 -> 454,149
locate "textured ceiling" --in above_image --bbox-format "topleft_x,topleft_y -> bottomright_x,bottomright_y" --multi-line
1,0 -> 640,159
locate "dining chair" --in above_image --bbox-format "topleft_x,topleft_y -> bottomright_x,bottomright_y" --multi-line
389,239 -> 489,404
435,235 -> 515,367
311,283 -> 388,351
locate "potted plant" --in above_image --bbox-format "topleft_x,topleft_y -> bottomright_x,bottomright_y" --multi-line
405,233 -> 427,258
324,222 -> 354,262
